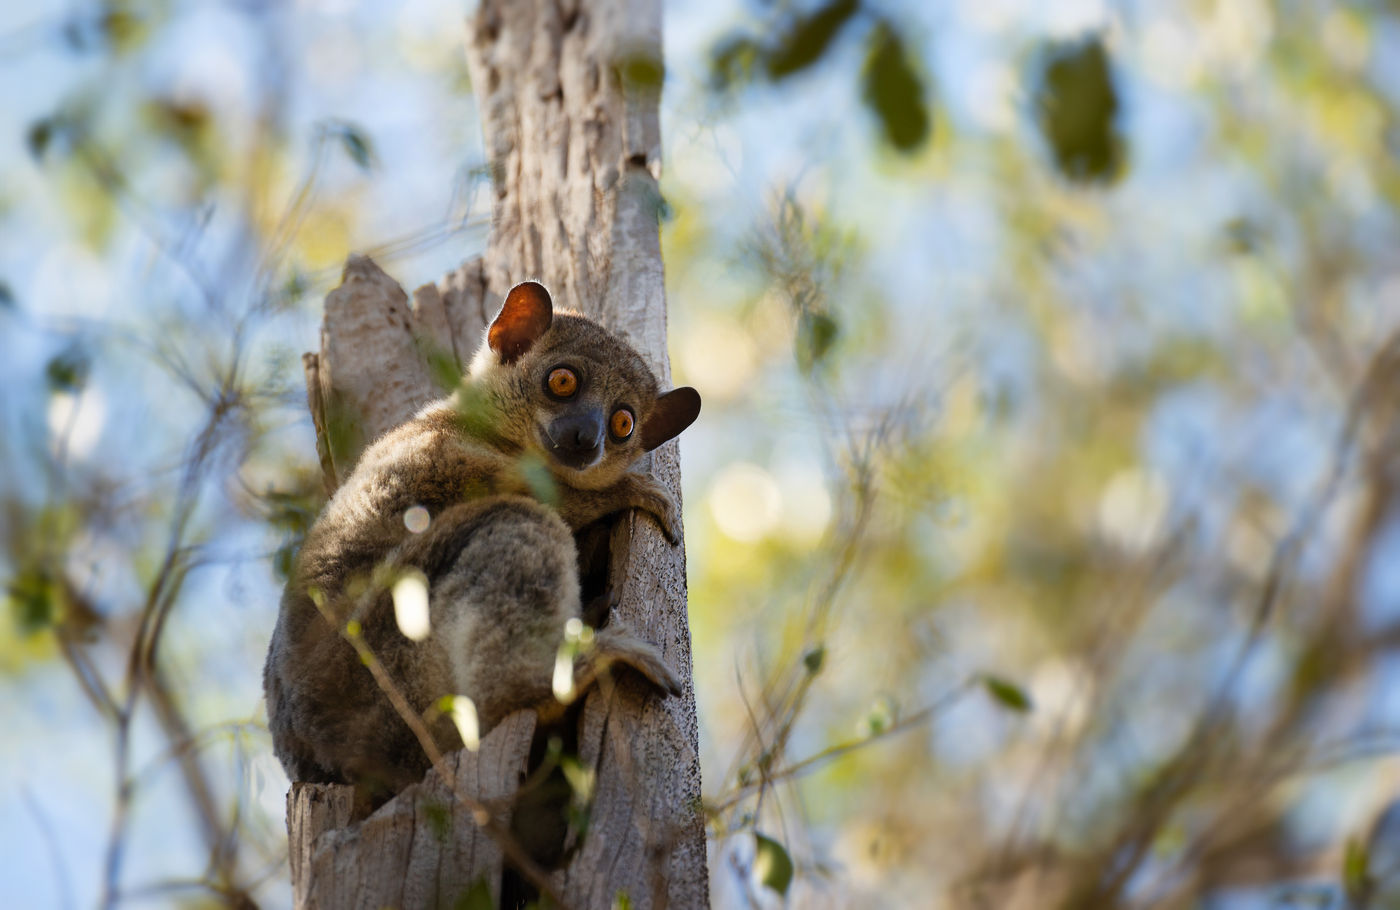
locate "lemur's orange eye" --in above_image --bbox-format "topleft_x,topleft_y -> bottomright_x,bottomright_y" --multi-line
610,408 -> 635,440
547,367 -> 578,398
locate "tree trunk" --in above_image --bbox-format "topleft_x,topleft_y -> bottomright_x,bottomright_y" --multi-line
288,1 -> 707,907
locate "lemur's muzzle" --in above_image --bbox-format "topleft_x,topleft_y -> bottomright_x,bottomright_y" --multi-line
544,409 -> 604,469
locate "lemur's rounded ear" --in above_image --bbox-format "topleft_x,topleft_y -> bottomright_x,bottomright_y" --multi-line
640,387 -> 701,451
488,281 -> 554,364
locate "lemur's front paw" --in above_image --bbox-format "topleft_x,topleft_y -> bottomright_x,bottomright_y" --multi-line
634,476 -> 682,545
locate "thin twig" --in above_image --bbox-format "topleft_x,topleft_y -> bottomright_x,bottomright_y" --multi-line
22,790 -> 75,910
709,679 -> 976,815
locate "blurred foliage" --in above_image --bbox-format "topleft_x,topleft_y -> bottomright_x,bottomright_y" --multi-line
453,876 -> 494,910
0,0 -> 385,904
1033,37 -> 1125,184
860,19 -> 931,153
615,48 -> 667,92
331,121 -> 377,173
675,1 -> 1400,907
61,2 -> 149,55
709,0 -> 932,154
8,565 -> 61,634
753,831 -> 795,895
982,674 -> 1033,713
762,0 -> 858,80
261,482 -> 322,583
44,343 -> 90,393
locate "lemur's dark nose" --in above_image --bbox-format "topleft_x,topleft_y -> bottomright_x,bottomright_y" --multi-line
548,410 -> 604,455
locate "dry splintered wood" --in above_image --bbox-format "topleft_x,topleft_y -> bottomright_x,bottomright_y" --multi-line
304,256 -> 493,495
288,1 -> 706,907
288,712 -> 536,910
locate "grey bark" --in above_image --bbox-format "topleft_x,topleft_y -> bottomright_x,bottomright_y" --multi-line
287,1 -> 707,907
287,713 -> 536,910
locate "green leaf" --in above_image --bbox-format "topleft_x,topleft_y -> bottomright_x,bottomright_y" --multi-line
62,6 -> 148,54
323,394 -> 365,480
281,268 -> 308,306
273,544 -> 296,582
708,35 -> 762,92
983,675 -> 1033,713
616,50 -> 665,91
453,876 -> 494,910
8,568 -> 57,634
865,698 -> 893,735
861,21 -> 931,153
765,0 -> 860,81
450,381 -> 500,442
560,754 -> 595,802
421,798 -> 451,843
336,124 -> 376,172
1343,837 -> 1370,898
98,7 -> 147,54
1034,37 -> 1126,184
753,832 -> 794,896
262,487 -> 320,534
796,310 -> 839,372
640,178 -> 672,222
518,452 -> 558,506
148,99 -> 210,139
45,345 -> 90,394
27,119 -> 55,162
421,340 -> 462,393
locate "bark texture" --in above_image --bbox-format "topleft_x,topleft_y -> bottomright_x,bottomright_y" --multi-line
287,712 -> 536,910
288,1 -> 706,907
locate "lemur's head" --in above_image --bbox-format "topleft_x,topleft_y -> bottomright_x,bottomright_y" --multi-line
467,281 -> 701,490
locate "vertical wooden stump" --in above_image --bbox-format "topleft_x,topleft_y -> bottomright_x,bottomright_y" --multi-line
287,713 -> 536,909
287,1 -> 707,906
